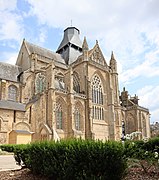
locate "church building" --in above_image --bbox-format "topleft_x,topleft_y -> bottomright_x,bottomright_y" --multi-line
0,27 -> 150,144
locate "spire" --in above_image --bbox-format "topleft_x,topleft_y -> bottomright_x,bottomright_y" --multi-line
111,51 -> 115,60
82,36 -> 89,51
110,51 -> 117,72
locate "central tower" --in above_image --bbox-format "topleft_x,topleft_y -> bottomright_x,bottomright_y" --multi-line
56,27 -> 82,65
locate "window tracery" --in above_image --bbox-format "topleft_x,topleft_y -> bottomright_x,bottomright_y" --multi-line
74,107 -> 80,130
89,47 -> 104,65
91,75 -> 104,120
55,102 -> 63,129
55,73 -> 65,90
73,72 -> 80,93
91,75 -> 103,105
35,73 -> 46,94
8,85 -> 17,101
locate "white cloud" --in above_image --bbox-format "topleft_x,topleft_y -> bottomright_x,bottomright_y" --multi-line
0,0 -> 24,42
25,0 -> 159,63
38,28 -> 47,44
137,85 -> 159,109
120,50 -> 159,84
0,0 -> 17,11
6,55 -> 17,65
151,109 -> 159,123
1,52 -> 18,65
137,85 -> 159,123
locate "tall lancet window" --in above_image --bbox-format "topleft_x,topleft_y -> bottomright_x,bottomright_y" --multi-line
35,73 -> 46,94
91,75 -> 103,105
8,85 -> 17,101
74,108 -> 80,130
73,72 -> 80,93
91,75 -> 104,120
56,103 -> 63,129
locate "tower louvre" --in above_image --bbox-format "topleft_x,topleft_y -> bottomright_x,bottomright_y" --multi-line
56,27 -> 82,65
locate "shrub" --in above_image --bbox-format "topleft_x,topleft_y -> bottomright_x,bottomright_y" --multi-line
0,144 -> 16,152
14,144 -> 30,167
11,139 -> 127,179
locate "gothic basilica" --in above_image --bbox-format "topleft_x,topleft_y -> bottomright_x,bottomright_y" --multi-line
0,27 -> 150,144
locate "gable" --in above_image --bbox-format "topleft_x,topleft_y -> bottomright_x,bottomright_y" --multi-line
88,43 -> 107,67
16,40 -> 31,71
16,40 -> 67,71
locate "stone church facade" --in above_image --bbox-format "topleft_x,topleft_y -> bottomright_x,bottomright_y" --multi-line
0,27 -> 150,144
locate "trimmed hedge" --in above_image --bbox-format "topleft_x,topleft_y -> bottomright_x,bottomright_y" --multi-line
0,144 -> 16,152
1,140 -> 127,180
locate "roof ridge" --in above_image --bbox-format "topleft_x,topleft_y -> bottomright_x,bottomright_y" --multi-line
25,40 -> 56,55
24,40 -> 67,66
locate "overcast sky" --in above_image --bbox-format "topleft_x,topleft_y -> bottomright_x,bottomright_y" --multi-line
0,0 -> 159,123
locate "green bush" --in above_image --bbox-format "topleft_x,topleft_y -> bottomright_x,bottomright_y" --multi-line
0,144 -> 16,152
142,137 -> 159,152
12,139 -> 127,180
14,144 -> 30,166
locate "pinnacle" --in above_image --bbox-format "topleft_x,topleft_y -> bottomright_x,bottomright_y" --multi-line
111,51 -> 115,60
82,36 -> 89,51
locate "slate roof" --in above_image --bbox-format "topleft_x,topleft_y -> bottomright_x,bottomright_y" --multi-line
57,27 -> 82,52
12,130 -> 33,134
0,62 -> 21,82
24,40 -> 67,68
0,100 -> 25,111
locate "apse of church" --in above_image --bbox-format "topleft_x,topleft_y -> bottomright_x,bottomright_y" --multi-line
0,27 -> 150,144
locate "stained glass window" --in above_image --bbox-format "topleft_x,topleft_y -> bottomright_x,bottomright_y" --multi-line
91,75 -> 103,105
74,108 -> 80,130
91,75 -> 104,120
73,72 -> 80,93
56,103 -> 63,129
36,73 -> 46,94
8,85 -> 17,101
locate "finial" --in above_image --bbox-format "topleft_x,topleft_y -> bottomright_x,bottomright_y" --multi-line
71,19 -> 72,27
111,51 -> 115,60
82,36 -> 89,51
96,40 -> 98,44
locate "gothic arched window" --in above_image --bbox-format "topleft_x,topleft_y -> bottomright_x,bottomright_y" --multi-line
74,108 -> 80,130
36,73 -> 46,94
91,75 -> 104,120
73,72 -> 80,93
91,75 -> 103,104
55,73 -> 65,90
8,85 -> 17,101
56,103 -> 63,129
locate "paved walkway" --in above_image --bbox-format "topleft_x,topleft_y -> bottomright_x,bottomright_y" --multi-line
0,155 -> 21,171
